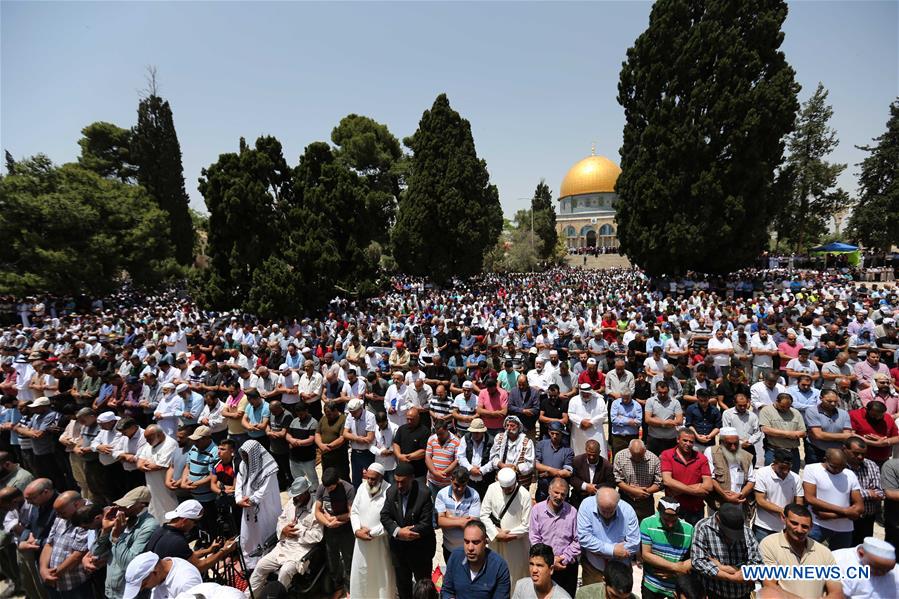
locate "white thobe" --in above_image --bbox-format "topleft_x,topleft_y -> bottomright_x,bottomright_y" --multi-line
480,482 -> 532,583
235,471 -> 281,568
112,428 -> 147,471
136,435 -> 179,521
568,394 -> 608,456
349,483 -> 395,598
155,392 -> 183,438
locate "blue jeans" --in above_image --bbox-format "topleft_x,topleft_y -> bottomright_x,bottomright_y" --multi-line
809,523 -> 853,550
753,525 -> 775,544
764,447 -> 801,473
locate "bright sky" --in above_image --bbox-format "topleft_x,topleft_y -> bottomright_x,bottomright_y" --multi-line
2,1 -> 896,218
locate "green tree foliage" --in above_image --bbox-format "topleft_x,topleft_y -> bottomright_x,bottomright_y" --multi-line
197,136 -> 288,308
0,156 -> 175,295
131,93 -> 195,265
847,99 -> 899,250
77,121 -> 137,182
5,151 -> 17,175
393,94 -> 502,281
774,84 -> 849,250
331,114 -> 405,244
530,180 -> 557,261
616,0 -> 799,275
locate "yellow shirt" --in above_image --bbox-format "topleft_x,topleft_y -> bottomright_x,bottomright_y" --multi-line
759,531 -> 836,598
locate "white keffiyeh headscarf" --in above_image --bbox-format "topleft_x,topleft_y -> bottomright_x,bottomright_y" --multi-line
238,439 -> 279,497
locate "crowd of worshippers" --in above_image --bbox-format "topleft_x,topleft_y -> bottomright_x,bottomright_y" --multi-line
0,267 -> 897,599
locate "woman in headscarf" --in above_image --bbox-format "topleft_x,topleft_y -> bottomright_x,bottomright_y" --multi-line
234,439 -> 281,568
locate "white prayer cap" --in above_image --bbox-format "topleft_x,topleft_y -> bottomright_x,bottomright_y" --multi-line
279,363 -> 292,372
347,398 -> 364,412
586,358 -> 597,366
862,537 -> 895,561
97,411 -> 119,424
175,383 -> 189,394
162,382 -> 176,390
123,552 -> 160,599
497,467 -> 517,488
367,463 -> 385,476
719,427 -> 739,437
579,383 -> 592,391
462,381 -> 473,389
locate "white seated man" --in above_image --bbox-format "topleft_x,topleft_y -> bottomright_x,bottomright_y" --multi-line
247,476 -> 323,594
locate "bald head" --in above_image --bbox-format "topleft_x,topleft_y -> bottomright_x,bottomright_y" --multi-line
24,478 -> 54,506
53,491 -> 84,519
597,487 -> 620,519
628,439 -> 646,459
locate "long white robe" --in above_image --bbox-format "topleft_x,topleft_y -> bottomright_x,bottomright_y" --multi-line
235,469 -> 280,568
480,482 -> 532,584
349,482 -> 395,599
568,393 -> 608,456
136,435 -> 179,521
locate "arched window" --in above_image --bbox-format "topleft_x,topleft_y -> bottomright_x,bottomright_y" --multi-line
599,224 -> 615,236
580,225 -> 594,237
564,226 -> 576,237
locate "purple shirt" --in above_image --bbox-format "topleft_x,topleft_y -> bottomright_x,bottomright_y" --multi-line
854,360 -> 890,390
528,499 -> 581,566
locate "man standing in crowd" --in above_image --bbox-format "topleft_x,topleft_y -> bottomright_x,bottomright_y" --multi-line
441,520 -> 511,599
691,503 -> 762,599
380,462 -> 436,599
393,407 -> 429,485
570,439 -> 614,508
833,537 -> 899,599
639,497 -> 693,599
489,416 -> 534,491
315,467 -> 355,597
753,448 -> 804,543
705,427 -> 755,518
456,417 -> 495,498
434,467 -> 481,562
350,464 -> 395,599
609,388 -> 642,456
136,425 -> 179,522
843,435 -> 884,546
343,398 -> 376,489
883,454 -> 899,548
614,439 -> 662,521
534,421 -> 573,502
91,486 -> 159,599
481,467 -> 531,584
528,477 -> 580,597
426,420 -> 461,500
286,402 -> 319,486
568,383 -> 608,456
802,447 -> 864,550
759,503 -> 842,599
644,381 -> 683,456
660,430 -> 711,525
849,400 -> 899,466
576,487 -> 640,587
759,393 -> 806,472
805,388 -> 853,465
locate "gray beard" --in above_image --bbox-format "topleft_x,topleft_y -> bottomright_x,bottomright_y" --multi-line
721,447 -> 741,466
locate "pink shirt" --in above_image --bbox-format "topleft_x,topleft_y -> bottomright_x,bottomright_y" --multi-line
476,388 -> 508,430
778,341 -> 803,362
853,360 -> 890,390
859,388 -> 899,415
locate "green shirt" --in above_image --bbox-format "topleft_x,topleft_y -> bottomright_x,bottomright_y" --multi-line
639,513 -> 693,597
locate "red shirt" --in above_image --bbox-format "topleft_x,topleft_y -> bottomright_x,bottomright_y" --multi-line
660,447 -> 711,512
601,319 -> 618,343
578,369 -> 605,391
849,408 -> 898,463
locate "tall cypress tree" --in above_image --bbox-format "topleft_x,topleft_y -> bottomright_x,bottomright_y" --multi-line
847,99 -> 899,251
774,83 -> 848,251
197,136 -> 289,308
530,180 -> 557,261
392,94 -> 502,281
131,92 -> 195,265
616,0 -> 799,274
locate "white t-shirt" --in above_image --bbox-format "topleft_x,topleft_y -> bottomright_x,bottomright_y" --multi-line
833,547 -> 899,599
175,582 -> 246,599
753,465 -> 804,531
707,337 -> 734,367
751,337 -> 778,368
152,557 -> 203,599
802,463 -> 861,532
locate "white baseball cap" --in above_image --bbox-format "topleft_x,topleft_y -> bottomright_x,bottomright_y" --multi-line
165,499 -> 204,522
123,552 -> 160,599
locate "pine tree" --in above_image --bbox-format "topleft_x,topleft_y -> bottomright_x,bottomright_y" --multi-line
847,99 -> 899,251
392,94 -> 503,281
77,121 -> 136,182
530,180 -> 557,261
131,90 -> 195,265
774,83 -> 848,250
616,0 -> 799,274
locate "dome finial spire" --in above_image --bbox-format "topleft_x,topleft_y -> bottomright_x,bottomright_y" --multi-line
591,142 -> 596,156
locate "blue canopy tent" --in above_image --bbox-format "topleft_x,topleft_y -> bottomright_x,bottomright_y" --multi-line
810,242 -> 860,266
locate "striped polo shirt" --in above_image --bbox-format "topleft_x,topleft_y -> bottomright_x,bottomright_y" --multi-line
186,443 -> 219,502
425,433 -> 461,486
452,392 -> 478,432
640,513 -> 693,597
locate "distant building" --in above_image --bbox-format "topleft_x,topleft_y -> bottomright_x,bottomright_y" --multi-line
556,149 -> 621,249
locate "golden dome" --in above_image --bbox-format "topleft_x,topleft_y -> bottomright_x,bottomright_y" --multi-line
559,153 -> 621,198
